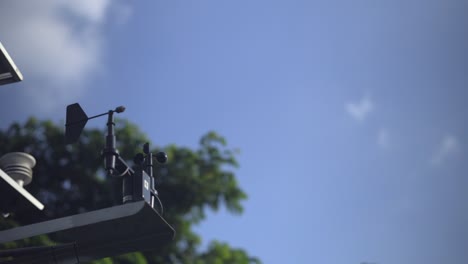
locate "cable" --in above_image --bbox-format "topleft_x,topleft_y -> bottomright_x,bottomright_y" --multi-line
155,195 -> 164,215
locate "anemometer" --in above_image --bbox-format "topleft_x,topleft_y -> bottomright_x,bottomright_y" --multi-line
65,103 -> 168,212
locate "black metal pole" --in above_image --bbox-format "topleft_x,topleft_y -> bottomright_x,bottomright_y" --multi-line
104,110 -> 117,177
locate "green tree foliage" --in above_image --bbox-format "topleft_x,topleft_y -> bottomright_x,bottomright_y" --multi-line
0,118 -> 260,263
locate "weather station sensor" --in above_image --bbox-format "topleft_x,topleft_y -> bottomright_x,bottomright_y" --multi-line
0,152 -> 44,216
0,42 -> 23,86
0,103 -> 175,263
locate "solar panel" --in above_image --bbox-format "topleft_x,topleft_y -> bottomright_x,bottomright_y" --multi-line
0,42 -> 22,86
0,168 -> 44,214
0,201 -> 175,263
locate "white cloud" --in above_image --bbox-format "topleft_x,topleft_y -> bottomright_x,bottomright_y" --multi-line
345,95 -> 374,122
0,0 -> 130,113
431,135 -> 460,165
377,128 -> 390,149
61,0 -> 111,23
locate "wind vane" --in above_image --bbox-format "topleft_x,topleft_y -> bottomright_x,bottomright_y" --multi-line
65,103 -> 125,144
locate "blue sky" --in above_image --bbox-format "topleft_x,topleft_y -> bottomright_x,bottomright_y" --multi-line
1,1 -> 467,263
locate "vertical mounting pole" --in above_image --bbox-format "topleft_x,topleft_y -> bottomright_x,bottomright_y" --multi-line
143,143 -> 153,177
104,111 -> 117,177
